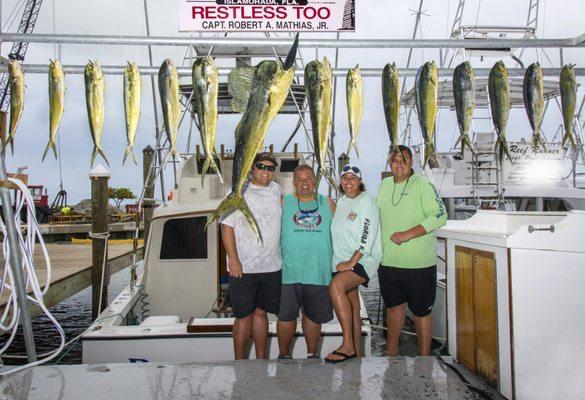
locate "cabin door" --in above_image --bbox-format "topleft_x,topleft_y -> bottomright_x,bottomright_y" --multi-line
455,246 -> 499,387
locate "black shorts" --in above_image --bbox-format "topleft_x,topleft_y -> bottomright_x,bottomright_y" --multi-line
229,270 -> 282,318
332,263 -> 370,287
278,284 -> 333,324
378,265 -> 437,317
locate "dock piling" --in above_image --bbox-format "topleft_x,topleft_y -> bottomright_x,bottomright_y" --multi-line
142,146 -> 155,247
90,165 -> 110,319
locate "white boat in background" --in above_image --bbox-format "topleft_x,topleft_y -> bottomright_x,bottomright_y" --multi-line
81,151 -> 372,364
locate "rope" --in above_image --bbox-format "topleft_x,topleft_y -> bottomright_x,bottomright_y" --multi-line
363,320 -> 446,342
88,231 -> 110,315
0,178 -> 65,376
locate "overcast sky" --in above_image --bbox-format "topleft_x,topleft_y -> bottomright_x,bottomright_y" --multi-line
2,0 -> 585,204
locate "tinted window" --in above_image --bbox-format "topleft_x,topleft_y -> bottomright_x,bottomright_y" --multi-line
160,216 -> 208,259
280,159 -> 300,173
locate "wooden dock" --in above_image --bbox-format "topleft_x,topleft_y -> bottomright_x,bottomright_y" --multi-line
38,221 -> 143,241
0,243 -> 144,317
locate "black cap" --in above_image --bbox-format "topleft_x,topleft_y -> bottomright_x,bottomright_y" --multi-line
254,152 -> 278,166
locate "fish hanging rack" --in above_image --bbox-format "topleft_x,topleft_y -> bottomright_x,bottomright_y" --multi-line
1,32 -> 585,77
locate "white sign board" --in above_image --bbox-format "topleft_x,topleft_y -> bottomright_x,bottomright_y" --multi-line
502,142 -> 564,186
179,0 -> 355,32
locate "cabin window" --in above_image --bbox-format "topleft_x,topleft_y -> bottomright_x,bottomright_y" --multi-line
280,159 -> 300,173
159,216 -> 208,260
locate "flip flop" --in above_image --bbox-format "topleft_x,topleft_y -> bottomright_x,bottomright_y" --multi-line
324,350 -> 357,364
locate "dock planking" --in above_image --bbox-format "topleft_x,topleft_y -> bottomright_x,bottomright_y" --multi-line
0,243 -> 144,317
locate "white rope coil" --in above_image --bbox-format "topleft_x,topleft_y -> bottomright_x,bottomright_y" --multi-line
0,178 -> 65,375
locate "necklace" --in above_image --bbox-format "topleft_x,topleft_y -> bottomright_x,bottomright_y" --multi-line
391,176 -> 410,206
297,194 -> 319,214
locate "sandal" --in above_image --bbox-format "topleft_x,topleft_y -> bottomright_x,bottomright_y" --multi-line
324,350 -> 357,364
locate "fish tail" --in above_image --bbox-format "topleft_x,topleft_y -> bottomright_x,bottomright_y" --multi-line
562,131 -> 576,149
200,157 -> 210,188
463,136 -> 477,156
205,192 -> 261,243
42,140 -> 58,162
496,136 -> 513,163
531,133 -> 546,151
92,147 -> 110,167
318,166 -> 338,191
123,145 -> 137,166
424,142 -> 440,169
200,156 -> 224,188
455,134 -> 476,156
346,140 -> 360,158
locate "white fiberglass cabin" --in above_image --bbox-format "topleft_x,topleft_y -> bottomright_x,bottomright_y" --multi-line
82,151 -> 372,363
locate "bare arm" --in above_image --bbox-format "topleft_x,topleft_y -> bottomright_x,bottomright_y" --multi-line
336,250 -> 363,272
221,224 -> 243,278
328,197 -> 336,214
390,224 -> 427,245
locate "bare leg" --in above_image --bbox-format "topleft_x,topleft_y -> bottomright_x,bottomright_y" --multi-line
347,288 -> 362,357
413,314 -> 433,356
386,303 -> 406,356
252,308 -> 268,359
277,319 -> 297,357
233,314 -> 253,360
302,315 -> 322,355
326,272 -> 365,362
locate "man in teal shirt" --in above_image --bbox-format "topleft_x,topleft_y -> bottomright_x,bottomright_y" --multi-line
377,145 -> 447,356
277,164 -> 336,359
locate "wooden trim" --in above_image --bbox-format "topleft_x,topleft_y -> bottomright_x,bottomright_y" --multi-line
507,248 -> 516,400
187,317 -> 233,333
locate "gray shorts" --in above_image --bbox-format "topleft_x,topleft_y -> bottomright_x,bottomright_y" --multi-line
278,283 -> 333,324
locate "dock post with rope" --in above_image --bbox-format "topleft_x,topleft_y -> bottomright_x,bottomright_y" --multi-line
89,165 -> 110,320
142,146 -> 155,247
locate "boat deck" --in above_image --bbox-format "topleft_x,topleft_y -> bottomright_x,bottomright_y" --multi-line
0,356 -> 503,399
0,243 -> 143,315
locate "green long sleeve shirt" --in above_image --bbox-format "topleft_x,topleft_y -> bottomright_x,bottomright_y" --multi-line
377,174 -> 447,269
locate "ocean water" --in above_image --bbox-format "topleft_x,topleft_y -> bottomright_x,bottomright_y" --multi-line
1,266 -> 439,365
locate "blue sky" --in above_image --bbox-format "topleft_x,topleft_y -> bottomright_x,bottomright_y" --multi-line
2,0 -> 585,204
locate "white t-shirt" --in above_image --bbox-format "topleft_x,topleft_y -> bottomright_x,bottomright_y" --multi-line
220,181 -> 282,273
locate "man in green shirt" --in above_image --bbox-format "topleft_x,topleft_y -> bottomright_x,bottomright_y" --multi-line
377,145 -> 447,356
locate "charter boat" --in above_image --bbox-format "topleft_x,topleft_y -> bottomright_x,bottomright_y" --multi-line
81,151 -> 372,363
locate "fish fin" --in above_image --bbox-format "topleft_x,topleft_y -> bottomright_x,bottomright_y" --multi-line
463,136 -> 476,156
92,147 -> 110,167
346,140 -> 360,158
532,134 -> 547,151
42,140 -> 58,162
123,145 -> 137,166
205,192 -> 262,243
200,156 -> 224,188
495,136 -> 513,164
228,67 -> 255,113
317,166 -> 338,191
283,33 -> 299,70
424,142 -> 440,169
562,131 -> 577,149
455,134 -> 476,156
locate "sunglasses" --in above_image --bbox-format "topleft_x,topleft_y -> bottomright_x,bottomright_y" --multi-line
342,165 -> 361,175
255,163 -> 276,172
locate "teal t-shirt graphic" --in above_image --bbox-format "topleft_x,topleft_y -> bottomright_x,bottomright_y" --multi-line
281,193 -> 333,285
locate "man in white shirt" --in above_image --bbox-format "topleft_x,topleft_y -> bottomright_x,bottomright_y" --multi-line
220,152 -> 282,359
